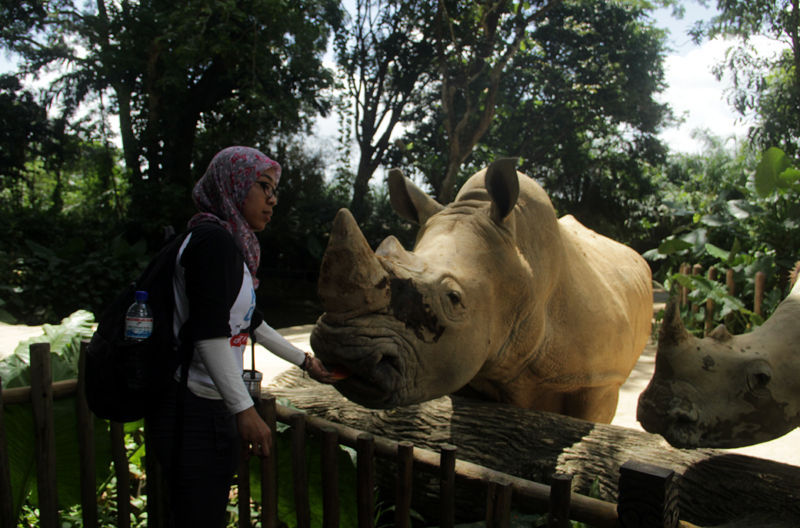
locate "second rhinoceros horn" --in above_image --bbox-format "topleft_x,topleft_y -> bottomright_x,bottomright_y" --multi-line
318,208 -> 390,318
658,298 -> 693,348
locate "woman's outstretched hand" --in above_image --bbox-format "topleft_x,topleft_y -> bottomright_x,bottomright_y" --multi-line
303,353 -> 342,384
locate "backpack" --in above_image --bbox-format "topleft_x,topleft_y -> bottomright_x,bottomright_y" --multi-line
86,232 -> 193,422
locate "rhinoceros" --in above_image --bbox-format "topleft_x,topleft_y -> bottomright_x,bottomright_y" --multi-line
638,277 -> 800,448
310,158 -> 653,423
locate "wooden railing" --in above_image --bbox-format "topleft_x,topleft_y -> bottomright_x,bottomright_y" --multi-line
0,341 -> 685,528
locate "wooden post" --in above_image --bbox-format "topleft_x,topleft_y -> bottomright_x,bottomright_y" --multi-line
30,343 -> 58,528
290,413 -> 310,528
260,396 -> 278,528
440,444 -> 457,528
110,421 -> 130,528
679,263 -> 690,307
485,478 -> 512,528
754,271 -> 766,317
690,264 -> 703,326
548,473 -> 573,528
395,441 -> 414,528
237,441 -> 251,527
617,460 -> 678,528
356,433 -> 375,528
320,426 -> 339,528
725,269 -> 736,326
704,266 -> 716,336
144,420 -> 167,528
0,378 -> 15,528
76,343 -> 97,528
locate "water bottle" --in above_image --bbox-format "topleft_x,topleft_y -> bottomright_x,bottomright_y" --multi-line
124,290 -> 154,341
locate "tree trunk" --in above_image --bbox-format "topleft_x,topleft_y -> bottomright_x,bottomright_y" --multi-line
267,370 -> 800,527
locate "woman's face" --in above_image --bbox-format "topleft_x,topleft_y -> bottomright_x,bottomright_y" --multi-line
242,167 -> 279,232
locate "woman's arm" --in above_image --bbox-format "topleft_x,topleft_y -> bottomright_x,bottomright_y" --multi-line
252,321 -> 338,383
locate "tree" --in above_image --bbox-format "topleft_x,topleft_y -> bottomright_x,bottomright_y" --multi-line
431,0 -> 560,203
334,0 -> 437,222
699,0 -> 800,156
393,0 -> 671,242
487,0 -> 670,242
1,0 -> 344,233
0,74 -> 49,206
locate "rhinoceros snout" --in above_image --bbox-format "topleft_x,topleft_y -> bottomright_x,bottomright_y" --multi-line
310,320 -> 409,408
638,382 -> 705,447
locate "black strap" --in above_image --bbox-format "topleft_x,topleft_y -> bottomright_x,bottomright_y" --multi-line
169,329 -> 194,506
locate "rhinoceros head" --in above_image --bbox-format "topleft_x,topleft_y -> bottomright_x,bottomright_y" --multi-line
311,158 -> 545,409
637,297 -> 799,448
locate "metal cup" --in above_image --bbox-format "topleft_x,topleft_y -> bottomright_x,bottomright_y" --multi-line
242,369 -> 263,401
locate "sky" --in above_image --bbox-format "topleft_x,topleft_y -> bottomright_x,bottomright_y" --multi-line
0,3 -> 785,156
651,4 -> 783,154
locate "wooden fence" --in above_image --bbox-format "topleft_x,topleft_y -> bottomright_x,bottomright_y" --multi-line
676,263 -> 768,336
0,341 -> 686,528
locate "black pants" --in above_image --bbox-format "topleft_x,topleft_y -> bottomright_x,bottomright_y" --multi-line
147,381 -> 239,528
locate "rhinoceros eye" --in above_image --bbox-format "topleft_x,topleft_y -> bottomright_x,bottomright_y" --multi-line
745,360 -> 772,397
440,277 -> 465,321
447,291 -> 461,306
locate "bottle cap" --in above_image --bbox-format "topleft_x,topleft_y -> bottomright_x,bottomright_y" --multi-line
135,290 -> 149,302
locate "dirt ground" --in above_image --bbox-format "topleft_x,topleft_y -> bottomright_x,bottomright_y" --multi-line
2,320 -> 798,467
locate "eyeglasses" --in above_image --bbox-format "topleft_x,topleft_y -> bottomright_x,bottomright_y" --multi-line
255,181 -> 278,200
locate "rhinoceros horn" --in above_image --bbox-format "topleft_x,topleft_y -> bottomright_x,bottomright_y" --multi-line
318,208 -> 390,317
658,298 -> 693,348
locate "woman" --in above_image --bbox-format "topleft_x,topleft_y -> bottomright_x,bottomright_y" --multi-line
148,146 -> 336,527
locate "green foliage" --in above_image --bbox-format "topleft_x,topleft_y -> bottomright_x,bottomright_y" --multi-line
755,146 -> 800,197
0,206 -> 149,324
646,142 -> 800,332
0,311 -> 115,523
393,0 -> 670,243
2,0 -> 345,238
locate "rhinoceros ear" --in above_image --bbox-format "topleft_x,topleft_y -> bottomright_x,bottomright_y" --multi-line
388,168 -> 444,226
485,157 -> 520,222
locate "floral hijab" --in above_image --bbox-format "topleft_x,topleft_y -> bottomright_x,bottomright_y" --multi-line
188,146 -> 281,288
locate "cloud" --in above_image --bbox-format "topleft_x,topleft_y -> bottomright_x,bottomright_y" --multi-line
657,35 -> 785,154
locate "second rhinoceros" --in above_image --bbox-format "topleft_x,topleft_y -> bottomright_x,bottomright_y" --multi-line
310,158 -> 653,423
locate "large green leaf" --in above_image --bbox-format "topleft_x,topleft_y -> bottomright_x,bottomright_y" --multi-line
4,399 -> 114,521
754,147 -> 790,198
0,311 -> 94,388
704,243 -> 729,261
657,237 -> 692,254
